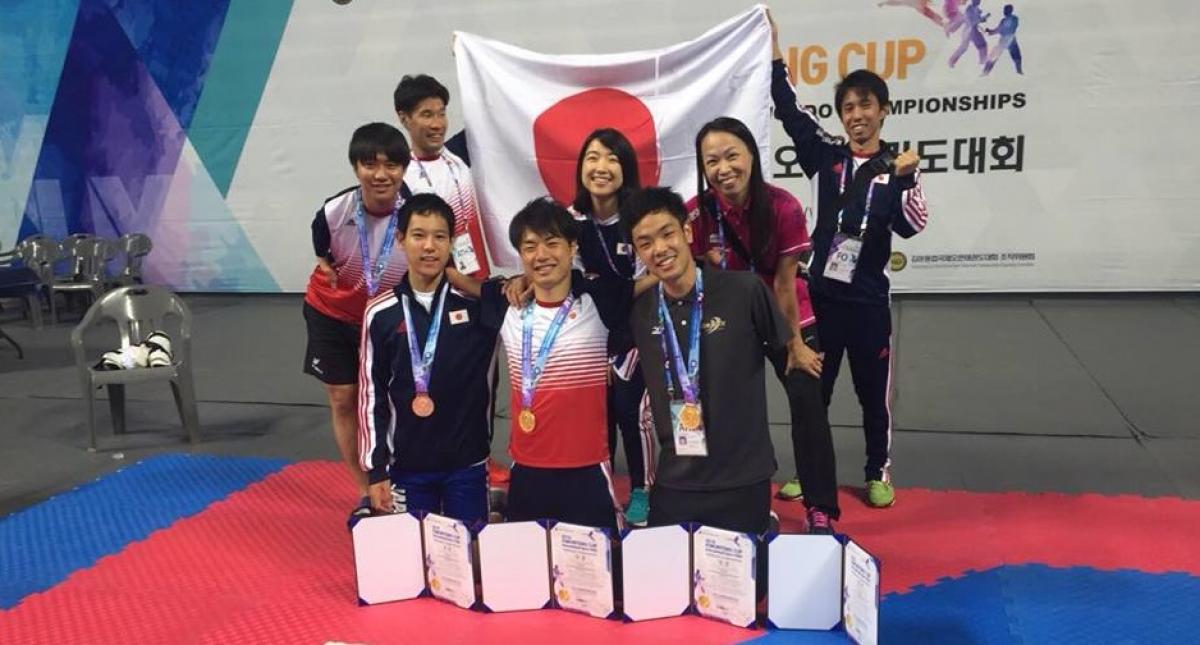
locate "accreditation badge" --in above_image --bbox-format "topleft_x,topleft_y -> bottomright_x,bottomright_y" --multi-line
670,400 -> 708,457
824,234 -> 862,284
452,234 -> 481,275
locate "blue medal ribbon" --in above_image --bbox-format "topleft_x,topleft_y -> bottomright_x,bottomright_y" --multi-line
520,295 -> 576,410
355,190 -> 401,297
400,280 -> 450,396
657,268 -> 704,404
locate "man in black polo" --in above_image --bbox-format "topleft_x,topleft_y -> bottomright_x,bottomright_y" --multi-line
624,187 -> 833,535
359,193 -> 500,525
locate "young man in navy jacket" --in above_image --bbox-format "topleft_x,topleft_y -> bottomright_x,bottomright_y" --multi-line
769,11 -> 931,508
359,193 -> 500,524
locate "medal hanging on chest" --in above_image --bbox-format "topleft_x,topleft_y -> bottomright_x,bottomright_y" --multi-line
519,295 -> 576,433
658,270 -> 708,457
401,282 -> 450,418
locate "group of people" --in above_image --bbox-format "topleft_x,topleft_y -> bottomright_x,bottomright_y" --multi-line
301,13 -> 930,537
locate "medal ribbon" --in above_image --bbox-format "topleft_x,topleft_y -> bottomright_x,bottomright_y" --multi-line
355,190 -> 401,296
657,268 -> 704,404
521,295 -> 576,410
401,280 -> 450,396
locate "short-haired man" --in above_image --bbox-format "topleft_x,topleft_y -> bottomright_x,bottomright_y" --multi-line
394,74 -> 491,280
770,13 -> 931,508
303,122 -> 411,517
624,187 -> 820,534
455,198 -> 633,530
359,193 -> 501,525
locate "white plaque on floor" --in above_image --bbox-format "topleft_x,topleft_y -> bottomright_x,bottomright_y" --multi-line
549,521 -> 616,619
766,533 -> 843,630
421,512 -> 477,609
478,521 -> 550,612
843,538 -> 881,645
692,525 -> 757,628
351,513 -> 424,605
620,525 -> 690,621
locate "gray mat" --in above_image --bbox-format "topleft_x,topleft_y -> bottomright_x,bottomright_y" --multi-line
1033,298 -> 1200,439
892,298 -> 1130,437
1143,439 -> 1200,499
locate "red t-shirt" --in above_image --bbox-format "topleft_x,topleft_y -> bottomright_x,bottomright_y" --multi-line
686,183 -> 816,327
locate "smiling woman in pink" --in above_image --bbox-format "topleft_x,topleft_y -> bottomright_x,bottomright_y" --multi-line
685,116 -> 840,533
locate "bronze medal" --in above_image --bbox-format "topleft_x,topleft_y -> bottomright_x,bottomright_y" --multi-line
518,408 -> 537,433
412,393 -> 435,418
679,403 -> 702,431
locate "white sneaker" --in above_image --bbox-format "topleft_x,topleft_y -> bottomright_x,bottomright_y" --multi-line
142,331 -> 172,367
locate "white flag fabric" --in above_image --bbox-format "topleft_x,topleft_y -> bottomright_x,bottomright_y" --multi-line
454,5 -> 772,270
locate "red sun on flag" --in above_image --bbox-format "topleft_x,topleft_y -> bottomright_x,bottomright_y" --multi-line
532,88 -> 661,204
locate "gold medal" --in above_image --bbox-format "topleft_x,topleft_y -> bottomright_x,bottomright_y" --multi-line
412,393 -> 435,418
519,408 -> 537,433
679,403 -> 702,430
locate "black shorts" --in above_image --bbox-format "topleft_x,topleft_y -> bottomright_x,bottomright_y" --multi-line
506,462 -> 623,531
302,302 -> 361,385
647,479 -> 772,534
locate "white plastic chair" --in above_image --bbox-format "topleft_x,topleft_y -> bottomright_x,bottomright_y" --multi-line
70,285 -> 200,451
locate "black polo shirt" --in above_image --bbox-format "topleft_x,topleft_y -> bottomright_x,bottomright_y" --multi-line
630,266 -> 792,491
359,273 -> 501,481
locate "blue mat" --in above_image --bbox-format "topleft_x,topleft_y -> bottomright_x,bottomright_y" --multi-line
748,564 -> 1200,644
0,454 -> 287,608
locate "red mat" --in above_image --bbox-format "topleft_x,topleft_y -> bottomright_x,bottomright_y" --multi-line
3,461 -> 1198,644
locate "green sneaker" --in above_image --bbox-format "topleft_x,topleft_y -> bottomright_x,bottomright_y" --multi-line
625,488 -> 649,527
866,480 -> 895,508
775,479 -> 804,501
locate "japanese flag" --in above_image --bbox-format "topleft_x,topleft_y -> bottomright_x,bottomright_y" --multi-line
454,5 -> 773,270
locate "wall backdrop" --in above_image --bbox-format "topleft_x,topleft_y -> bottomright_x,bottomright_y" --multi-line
2,0 -> 1198,292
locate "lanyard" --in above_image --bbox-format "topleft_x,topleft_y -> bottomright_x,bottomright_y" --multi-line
520,295 -> 576,409
591,217 -> 629,278
710,199 -> 756,273
400,281 -> 450,396
657,268 -> 703,403
354,190 -> 400,296
713,202 -> 729,270
835,160 -> 877,238
414,155 -> 466,219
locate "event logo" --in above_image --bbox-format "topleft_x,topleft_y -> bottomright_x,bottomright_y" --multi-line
878,0 -> 1024,76
784,39 -> 925,86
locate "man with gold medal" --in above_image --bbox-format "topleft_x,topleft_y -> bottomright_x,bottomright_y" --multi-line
358,193 -> 503,526
451,198 -> 634,530
624,187 -> 824,535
